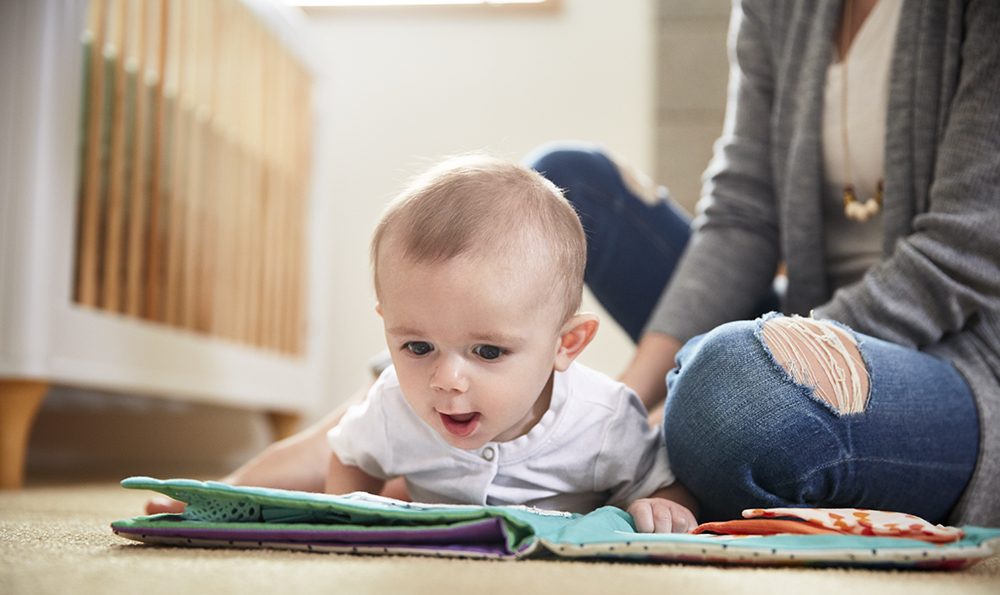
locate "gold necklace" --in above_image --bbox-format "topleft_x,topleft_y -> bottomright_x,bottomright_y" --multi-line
840,0 -> 883,222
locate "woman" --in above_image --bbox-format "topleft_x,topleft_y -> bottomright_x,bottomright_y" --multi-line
527,0 -> 998,525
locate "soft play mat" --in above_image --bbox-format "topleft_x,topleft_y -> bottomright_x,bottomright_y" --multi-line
112,477 -> 1000,569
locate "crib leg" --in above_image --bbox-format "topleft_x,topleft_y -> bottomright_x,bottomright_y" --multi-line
267,410 -> 301,442
0,380 -> 48,489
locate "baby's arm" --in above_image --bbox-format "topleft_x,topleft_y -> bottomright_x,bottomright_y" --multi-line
144,404 -> 347,515
146,381 -> 385,514
325,452 -> 385,495
627,482 -> 699,533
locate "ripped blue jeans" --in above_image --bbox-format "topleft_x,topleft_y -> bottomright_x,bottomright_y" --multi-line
526,143 -> 979,523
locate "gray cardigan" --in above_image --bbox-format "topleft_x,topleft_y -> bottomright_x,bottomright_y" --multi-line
649,0 -> 1000,525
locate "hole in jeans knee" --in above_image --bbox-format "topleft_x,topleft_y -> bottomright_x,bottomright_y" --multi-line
760,316 -> 870,414
605,151 -> 661,206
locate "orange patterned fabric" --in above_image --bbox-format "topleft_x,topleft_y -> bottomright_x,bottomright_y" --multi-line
691,518 -> 840,536
733,508 -> 965,543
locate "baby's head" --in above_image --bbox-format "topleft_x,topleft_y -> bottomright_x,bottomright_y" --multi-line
372,154 -> 585,323
371,155 -> 598,449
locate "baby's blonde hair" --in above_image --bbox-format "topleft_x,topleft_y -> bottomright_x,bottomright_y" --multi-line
371,154 -> 586,322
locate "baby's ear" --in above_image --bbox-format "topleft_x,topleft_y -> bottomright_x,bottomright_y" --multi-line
554,313 -> 599,371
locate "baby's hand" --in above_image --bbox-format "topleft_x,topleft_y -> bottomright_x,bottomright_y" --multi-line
627,497 -> 697,533
145,495 -> 186,515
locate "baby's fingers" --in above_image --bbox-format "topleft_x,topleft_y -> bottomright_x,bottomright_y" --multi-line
628,501 -> 656,533
145,496 -> 186,515
669,503 -> 697,533
648,499 -> 677,533
629,498 -> 697,533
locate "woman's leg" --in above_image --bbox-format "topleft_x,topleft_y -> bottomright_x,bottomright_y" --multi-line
663,315 -> 979,523
525,143 -> 692,341
526,142 -> 779,340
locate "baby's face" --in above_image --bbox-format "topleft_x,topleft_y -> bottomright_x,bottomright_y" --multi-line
377,250 -> 566,450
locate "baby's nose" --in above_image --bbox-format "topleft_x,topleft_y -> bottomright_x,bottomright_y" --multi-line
430,355 -> 469,393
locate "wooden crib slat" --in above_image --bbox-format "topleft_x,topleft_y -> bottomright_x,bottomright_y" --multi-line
74,9 -> 92,307
125,0 -> 151,317
194,0 -> 213,333
233,8 -> 251,345
265,38 -> 282,352
254,30 -> 268,349
291,64 -> 312,355
163,0 -> 190,327
290,58 -> 306,354
280,62 -> 295,355
76,0 -> 109,308
275,41 -> 287,353
101,0 -> 129,312
144,0 -> 167,321
283,64 -> 295,354
229,6 -> 243,343
246,18 -> 264,348
277,57 -> 290,354
155,0 -> 177,323
211,0 -> 235,341
197,0 -> 220,334
222,3 -> 234,340
178,0 -> 195,330
258,22 -> 271,350
279,57 -> 295,354
181,0 -> 202,331
227,0 -> 244,344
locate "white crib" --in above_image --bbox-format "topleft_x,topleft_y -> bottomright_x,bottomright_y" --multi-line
0,0 -> 327,488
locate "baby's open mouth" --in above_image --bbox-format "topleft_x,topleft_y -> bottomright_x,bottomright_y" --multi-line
438,411 -> 481,438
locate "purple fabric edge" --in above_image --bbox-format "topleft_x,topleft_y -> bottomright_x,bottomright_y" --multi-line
112,517 -> 515,555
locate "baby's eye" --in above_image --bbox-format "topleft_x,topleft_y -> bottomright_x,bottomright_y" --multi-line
404,341 -> 433,356
473,344 -> 504,360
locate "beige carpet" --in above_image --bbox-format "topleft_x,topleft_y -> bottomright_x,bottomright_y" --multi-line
2,481 -> 999,595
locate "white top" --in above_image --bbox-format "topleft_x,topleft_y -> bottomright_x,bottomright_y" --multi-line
328,362 -> 675,514
821,0 -> 902,289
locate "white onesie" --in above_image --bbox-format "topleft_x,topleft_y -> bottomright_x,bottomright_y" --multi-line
328,362 -> 675,514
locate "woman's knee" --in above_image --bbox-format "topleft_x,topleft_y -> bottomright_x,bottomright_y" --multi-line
524,142 -> 611,190
663,316 -> 978,520
524,141 -> 604,170
662,320 -> 855,505
664,316 -> 870,430
760,316 -> 870,415
526,142 -> 661,207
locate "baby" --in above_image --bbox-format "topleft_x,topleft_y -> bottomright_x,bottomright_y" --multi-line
325,155 -> 696,533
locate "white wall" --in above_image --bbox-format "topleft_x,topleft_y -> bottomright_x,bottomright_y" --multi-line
306,0 -> 656,411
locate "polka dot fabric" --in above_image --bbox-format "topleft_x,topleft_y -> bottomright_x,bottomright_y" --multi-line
183,492 -> 262,523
